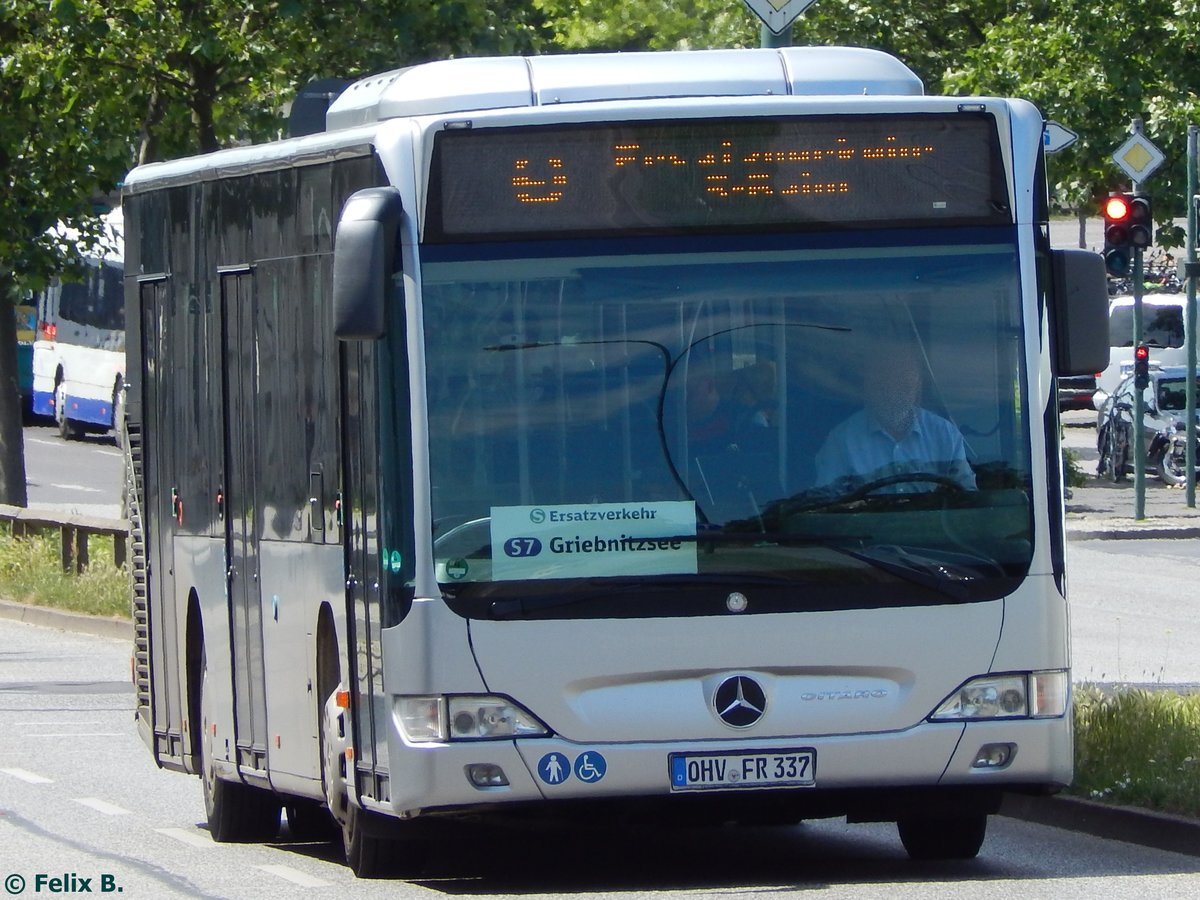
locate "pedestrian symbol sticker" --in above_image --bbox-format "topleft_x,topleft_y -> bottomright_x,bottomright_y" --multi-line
574,751 -> 606,784
538,752 -> 570,785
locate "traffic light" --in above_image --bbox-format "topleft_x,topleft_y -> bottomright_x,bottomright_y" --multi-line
1128,192 -> 1153,249
1134,343 -> 1150,389
1103,192 -> 1133,277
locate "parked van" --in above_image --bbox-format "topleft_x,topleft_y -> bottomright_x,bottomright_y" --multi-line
1097,294 -> 1188,395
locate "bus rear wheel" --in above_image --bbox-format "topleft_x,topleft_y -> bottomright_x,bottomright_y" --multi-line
199,648 -> 281,842
897,813 -> 988,860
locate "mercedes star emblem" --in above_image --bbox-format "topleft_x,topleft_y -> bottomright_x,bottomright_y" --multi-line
713,675 -> 767,728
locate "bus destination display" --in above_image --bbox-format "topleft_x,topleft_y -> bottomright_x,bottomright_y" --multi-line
426,114 -> 1009,241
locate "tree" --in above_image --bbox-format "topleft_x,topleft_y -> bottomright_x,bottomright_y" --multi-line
0,2 -> 132,506
942,2 -> 1200,249
0,0 -> 549,508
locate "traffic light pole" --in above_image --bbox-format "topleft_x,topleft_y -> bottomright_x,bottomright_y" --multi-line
760,24 -> 793,47
1133,240 -> 1146,520
1186,125 -> 1198,508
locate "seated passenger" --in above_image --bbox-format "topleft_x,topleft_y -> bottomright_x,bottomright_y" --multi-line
814,336 -> 976,493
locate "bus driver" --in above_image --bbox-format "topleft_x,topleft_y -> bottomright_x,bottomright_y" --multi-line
814,335 -> 976,494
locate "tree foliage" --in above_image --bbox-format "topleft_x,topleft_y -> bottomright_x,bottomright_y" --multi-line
7,0 -> 1200,506
944,0 -> 1200,244
0,0 -> 549,505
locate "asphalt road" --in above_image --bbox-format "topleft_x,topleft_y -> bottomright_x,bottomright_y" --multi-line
22,421 -> 123,518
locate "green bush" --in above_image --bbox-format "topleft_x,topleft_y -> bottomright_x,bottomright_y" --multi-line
1071,685 -> 1200,817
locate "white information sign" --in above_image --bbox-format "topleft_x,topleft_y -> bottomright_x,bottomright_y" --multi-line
490,501 -> 698,581
742,0 -> 819,35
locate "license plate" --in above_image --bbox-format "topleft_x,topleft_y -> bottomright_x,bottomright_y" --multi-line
669,748 -> 816,791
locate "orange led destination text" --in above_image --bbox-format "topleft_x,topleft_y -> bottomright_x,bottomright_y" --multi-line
511,136 -> 936,204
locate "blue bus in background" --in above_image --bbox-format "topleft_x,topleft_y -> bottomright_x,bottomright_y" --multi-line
30,210 -> 125,442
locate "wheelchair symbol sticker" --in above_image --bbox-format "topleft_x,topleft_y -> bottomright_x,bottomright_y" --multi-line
573,751 -> 606,783
538,752 -> 570,785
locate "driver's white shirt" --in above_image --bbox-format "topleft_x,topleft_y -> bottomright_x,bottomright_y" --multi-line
814,407 -> 977,492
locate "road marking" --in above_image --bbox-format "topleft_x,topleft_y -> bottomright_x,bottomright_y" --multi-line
48,483 -> 102,493
155,827 -> 216,849
73,797 -> 131,816
24,733 -> 125,738
257,865 -> 330,887
1,768 -> 53,784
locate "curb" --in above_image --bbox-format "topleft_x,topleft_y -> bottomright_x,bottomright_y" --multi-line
1000,793 -> 1200,857
0,598 -> 132,641
1066,525 -> 1200,540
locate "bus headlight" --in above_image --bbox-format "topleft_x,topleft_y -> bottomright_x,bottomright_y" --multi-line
929,670 -> 1069,721
395,695 -> 551,743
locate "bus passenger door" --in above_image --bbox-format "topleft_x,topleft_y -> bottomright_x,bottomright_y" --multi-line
218,269 -> 269,774
339,340 -> 386,802
133,275 -> 184,767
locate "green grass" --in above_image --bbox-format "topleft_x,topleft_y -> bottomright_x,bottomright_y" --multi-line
0,526 -> 130,620
1070,685 -> 1200,818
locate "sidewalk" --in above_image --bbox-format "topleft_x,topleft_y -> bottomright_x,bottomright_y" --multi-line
1062,408 -> 1200,540
1066,478 -> 1200,540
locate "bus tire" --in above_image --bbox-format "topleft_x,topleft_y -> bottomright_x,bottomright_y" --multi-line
342,803 -> 389,878
199,646 -> 281,842
55,383 -> 81,441
897,813 -> 987,860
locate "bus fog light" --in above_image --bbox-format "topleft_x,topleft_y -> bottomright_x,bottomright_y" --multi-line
972,742 -> 1016,768
466,763 -> 510,787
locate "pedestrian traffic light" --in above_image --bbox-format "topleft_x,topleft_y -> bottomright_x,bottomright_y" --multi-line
1128,192 -> 1153,249
1134,343 -> 1150,389
1103,192 -> 1134,277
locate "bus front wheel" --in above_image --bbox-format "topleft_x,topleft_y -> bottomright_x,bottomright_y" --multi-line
199,647 -> 281,842
897,813 -> 987,860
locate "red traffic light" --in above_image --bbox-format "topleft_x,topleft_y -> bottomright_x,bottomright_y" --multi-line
1103,192 -> 1136,276
1104,195 -> 1132,221
1135,342 -> 1150,388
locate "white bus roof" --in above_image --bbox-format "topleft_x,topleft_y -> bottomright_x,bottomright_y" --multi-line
123,48 -> 928,195
324,48 -> 923,131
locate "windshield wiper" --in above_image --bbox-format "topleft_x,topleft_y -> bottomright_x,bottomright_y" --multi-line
655,531 -> 873,545
827,544 -> 1001,602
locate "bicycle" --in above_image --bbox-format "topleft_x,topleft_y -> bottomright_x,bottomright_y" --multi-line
1097,401 -> 1134,482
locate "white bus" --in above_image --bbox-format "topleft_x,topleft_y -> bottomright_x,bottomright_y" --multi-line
122,47 -> 1108,876
31,209 -> 126,441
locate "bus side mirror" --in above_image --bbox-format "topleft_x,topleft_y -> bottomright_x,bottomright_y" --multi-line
333,187 -> 403,340
1050,247 -> 1110,377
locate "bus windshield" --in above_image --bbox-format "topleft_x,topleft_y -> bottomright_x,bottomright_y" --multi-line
420,229 -> 1030,617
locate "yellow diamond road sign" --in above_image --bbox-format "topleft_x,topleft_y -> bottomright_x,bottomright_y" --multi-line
1113,132 -> 1165,183
743,0 -> 819,34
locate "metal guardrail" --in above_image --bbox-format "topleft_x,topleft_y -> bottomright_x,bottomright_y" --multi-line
0,504 -> 128,574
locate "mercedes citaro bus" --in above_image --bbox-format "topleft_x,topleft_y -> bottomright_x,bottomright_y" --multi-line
122,47 -> 1108,876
